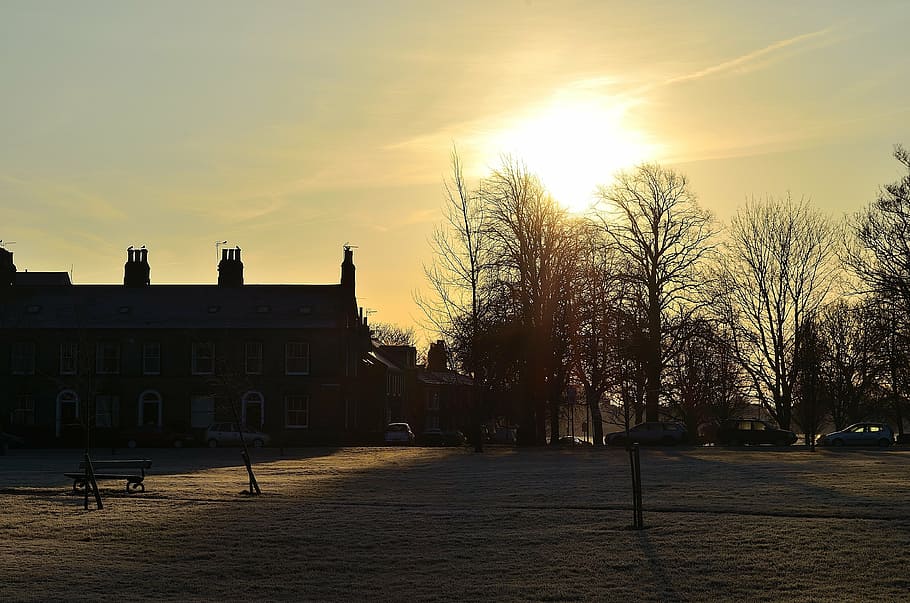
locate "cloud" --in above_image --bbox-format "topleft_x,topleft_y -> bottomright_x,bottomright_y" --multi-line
663,28 -> 835,87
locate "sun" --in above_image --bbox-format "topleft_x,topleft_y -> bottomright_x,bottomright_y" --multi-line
482,93 -> 658,213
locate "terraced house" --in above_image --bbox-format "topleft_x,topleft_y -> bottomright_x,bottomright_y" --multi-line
0,244 -> 382,446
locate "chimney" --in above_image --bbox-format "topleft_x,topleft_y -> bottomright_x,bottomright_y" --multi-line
341,246 -> 355,292
218,246 -> 244,286
426,340 -> 449,372
123,247 -> 150,287
0,248 -> 15,287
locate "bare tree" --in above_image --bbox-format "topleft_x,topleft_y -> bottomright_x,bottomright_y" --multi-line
718,196 -> 838,430
481,156 -> 580,445
570,223 -> 631,446
417,147 -> 489,451
595,164 -> 716,422
845,145 -> 910,311
370,322 -> 418,347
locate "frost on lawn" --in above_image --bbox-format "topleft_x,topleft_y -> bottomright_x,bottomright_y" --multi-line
1,447 -> 909,602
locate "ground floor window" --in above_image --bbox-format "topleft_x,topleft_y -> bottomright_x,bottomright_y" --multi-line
285,395 -> 309,428
10,395 -> 35,426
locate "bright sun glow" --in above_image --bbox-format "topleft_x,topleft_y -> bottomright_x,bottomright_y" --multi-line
482,92 -> 658,213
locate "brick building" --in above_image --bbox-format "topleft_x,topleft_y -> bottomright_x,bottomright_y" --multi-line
0,245 -> 376,446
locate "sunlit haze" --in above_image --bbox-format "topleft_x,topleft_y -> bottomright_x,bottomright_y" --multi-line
3,1 -> 909,336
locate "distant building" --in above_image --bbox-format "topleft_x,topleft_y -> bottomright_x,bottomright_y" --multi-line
0,245 -> 378,446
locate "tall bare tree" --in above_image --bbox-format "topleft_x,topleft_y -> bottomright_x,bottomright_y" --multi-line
595,164 -> 715,422
418,147 -> 489,451
718,196 -> 838,430
481,156 -> 579,445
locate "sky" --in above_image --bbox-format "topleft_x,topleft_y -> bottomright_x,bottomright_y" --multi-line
2,1 -> 909,337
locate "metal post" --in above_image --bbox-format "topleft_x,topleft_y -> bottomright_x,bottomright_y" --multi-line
630,443 -> 643,529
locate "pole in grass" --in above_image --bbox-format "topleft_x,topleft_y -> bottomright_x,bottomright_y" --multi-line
629,443 -> 643,529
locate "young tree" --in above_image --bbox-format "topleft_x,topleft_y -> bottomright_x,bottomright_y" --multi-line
595,164 -> 715,422
718,196 -> 838,430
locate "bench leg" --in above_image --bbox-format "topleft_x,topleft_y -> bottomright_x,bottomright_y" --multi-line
127,479 -> 145,494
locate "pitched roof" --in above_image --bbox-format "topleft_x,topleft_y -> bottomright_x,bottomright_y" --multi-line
1,284 -> 354,329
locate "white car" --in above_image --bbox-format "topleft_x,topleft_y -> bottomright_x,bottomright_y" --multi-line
204,422 -> 271,448
384,422 -> 415,445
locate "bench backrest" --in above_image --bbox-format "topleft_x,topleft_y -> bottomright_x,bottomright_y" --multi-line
78,459 -> 152,470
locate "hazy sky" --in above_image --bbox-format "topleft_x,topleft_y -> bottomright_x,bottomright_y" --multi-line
3,1 -> 909,334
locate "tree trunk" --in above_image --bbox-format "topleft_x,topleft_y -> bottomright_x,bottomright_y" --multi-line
587,390 -> 604,446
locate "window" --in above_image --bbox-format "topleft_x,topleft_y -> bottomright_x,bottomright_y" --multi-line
285,342 -> 310,375
60,343 -> 78,375
191,396 -> 215,428
11,342 -> 36,375
425,415 -> 440,430
95,395 -> 120,428
869,425 -> 881,433
427,391 -> 440,411
285,395 -> 309,428
245,342 -> 263,375
753,422 -> 766,431
143,343 -> 161,375
96,342 -> 120,374
10,395 -> 35,426
192,342 -> 214,375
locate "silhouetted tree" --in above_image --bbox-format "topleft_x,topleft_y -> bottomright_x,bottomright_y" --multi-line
481,156 -> 579,445
817,299 -> 883,429
371,322 -> 418,347
845,145 -> 910,311
418,147 -> 490,451
569,223 -> 623,446
793,313 -> 826,447
595,164 -> 716,422
717,196 -> 838,430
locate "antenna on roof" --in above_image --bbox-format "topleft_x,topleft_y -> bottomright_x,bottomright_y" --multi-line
215,240 -> 228,262
0,240 -> 16,249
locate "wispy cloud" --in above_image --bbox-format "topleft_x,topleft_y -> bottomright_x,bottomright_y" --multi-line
664,28 -> 835,87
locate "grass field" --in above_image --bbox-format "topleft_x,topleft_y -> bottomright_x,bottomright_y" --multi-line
1,446 -> 909,602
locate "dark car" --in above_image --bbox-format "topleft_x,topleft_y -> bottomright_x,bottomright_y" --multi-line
556,435 -> 593,447
605,421 -> 687,446
715,419 -> 797,446
121,424 -> 195,448
419,428 -> 467,446
817,423 -> 894,447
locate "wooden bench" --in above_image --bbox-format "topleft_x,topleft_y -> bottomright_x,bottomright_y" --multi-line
65,459 -> 152,494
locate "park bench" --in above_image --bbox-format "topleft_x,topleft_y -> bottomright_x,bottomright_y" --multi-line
64,458 -> 152,494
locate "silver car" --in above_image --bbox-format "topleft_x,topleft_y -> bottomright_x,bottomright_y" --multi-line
384,422 -> 415,445
817,423 -> 893,447
204,422 -> 271,448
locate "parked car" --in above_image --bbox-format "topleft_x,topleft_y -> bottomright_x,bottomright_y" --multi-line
384,422 -> 415,445
817,423 -> 894,447
715,419 -> 797,446
605,421 -> 687,446
556,435 -> 593,447
419,428 -> 467,446
122,424 -> 195,449
204,422 -> 270,448
897,433 -> 910,446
